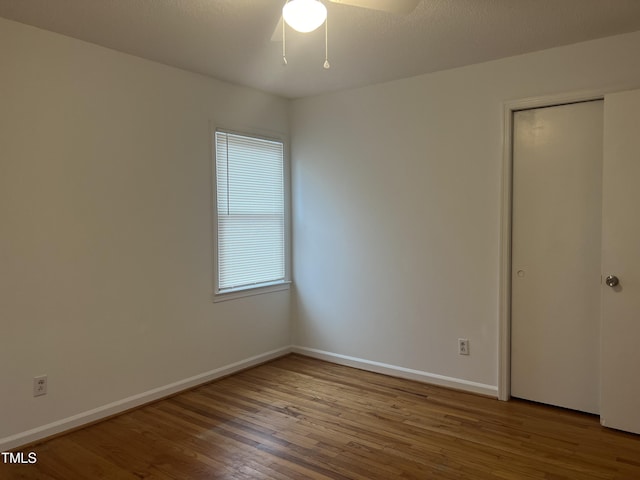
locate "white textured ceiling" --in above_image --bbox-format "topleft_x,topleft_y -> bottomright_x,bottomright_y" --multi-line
1,0 -> 640,98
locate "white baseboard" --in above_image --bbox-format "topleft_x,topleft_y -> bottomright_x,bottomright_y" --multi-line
1,346 -> 292,452
2,345 -> 498,451
292,346 -> 498,397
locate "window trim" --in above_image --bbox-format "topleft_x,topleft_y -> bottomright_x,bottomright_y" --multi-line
210,124 -> 291,302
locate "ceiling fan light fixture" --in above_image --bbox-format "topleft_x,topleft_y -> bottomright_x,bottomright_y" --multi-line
282,0 -> 327,33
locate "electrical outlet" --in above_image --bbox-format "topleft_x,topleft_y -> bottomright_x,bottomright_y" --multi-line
458,338 -> 470,355
33,375 -> 47,397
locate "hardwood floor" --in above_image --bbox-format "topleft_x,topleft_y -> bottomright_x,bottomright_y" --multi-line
4,354 -> 640,479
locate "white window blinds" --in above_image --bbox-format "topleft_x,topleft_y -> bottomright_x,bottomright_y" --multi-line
215,131 -> 286,292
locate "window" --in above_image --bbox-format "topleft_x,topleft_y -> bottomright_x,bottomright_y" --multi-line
213,130 -> 288,298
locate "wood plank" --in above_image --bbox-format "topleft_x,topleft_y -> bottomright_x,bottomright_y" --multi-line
3,354 -> 640,479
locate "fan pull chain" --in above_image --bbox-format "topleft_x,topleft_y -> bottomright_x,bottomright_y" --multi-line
323,13 -> 330,69
282,14 -> 288,65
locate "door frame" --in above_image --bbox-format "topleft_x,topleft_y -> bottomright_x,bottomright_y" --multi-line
497,89 -> 609,401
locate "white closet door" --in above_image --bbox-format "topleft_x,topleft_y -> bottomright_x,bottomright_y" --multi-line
511,101 -> 603,414
600,89 -> 640,434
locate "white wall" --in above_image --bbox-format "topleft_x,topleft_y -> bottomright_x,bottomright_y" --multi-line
0,18 -> 291,448
290,31 -> 640,392
3,14 -> 640,450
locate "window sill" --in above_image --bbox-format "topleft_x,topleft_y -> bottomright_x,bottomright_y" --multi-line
212,281 -> 291,303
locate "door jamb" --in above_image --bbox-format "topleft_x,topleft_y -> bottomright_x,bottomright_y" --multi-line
498,89 -> 606,401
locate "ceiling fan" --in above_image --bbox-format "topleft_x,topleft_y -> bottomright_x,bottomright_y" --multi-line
273,0 -> 421,68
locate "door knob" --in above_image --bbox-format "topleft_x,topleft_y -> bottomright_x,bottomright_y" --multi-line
605,275 -> 620,287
